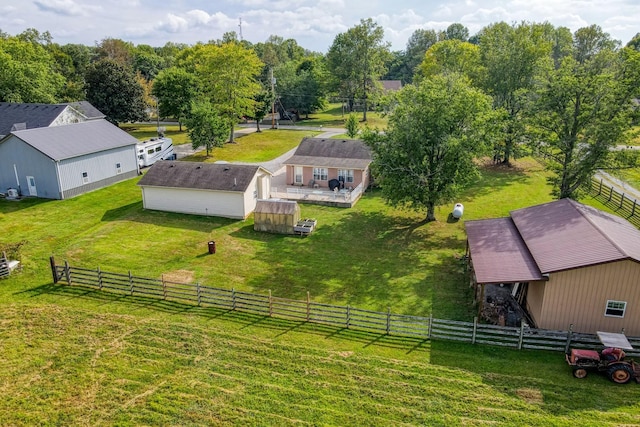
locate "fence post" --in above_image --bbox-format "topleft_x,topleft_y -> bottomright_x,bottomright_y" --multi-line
306,291 -> 311,322
632,199 -> 637,218
386,307 -> 391,335
598,179 -> 603,195
564,324 -> 574,354
64,260 -> 71,284
472,317 -> 478,344
346,305 -> 351,329
50,256 -> 58,284
608,186 -> 613,201
232,288 -> 236,310
162,274 -> 167,300
269,290 -> 273,316
128,271 -> 134,295
427,315 -> 432,339
518,322 -> 525,350
97,266 -> 103,290
620,193 -> 625,209
196,282 -> 201,306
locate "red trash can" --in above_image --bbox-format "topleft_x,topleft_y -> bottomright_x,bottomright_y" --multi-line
208,241 -> 216,254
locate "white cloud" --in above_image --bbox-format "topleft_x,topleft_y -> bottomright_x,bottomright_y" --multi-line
34,0 -> 101,17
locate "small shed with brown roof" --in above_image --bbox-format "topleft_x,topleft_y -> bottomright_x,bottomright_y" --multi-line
254,199 -> 301,234
465,199 -> 640,334
137,161 -> 271,219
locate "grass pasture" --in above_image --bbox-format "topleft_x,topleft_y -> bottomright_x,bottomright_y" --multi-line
3,136 -> 640,424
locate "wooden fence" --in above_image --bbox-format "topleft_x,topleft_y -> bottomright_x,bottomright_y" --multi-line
589,177 -> 640,228
49,258 -> 640,357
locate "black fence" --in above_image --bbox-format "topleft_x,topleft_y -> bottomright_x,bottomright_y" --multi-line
50,258 -> 640,357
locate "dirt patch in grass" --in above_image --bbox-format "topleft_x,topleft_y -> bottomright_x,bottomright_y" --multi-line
162,270 -> 195,283
516,388 -> 544,405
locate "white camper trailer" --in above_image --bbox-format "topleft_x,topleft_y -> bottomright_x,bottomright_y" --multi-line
136,137 -> 176,168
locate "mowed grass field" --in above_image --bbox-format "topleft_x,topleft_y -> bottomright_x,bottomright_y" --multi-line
2,134 -> 640,424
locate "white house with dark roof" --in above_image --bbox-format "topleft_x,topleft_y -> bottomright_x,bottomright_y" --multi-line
0,101 -> 105,138
137,161 -> 272,219
465,198 -> 640,334
0,119 -> 139,199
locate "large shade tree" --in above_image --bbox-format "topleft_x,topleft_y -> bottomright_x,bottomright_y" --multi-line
326,18 -> 390,121
152,67 -> 199,131
530,25 -> 639,199
85,59 -> 148,125
479,22 -> 553,164
184,100 -> 229,157
364,73 -> 495,221
0,33 -> 65,102
186,42 -> 263,142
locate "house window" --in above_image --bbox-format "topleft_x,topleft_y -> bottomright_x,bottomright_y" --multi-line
605,300 -> 626,318
313,168 -> 327,181
338,169 -> 354,183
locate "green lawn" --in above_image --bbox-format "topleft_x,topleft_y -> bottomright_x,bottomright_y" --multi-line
121,123 -> 190,145
293,103 -> 389,129
3,137 -> 640,424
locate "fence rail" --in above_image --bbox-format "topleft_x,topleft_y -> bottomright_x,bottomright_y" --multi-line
0,252 -> 9,279
589,177 -> 640,227
50,258 -> 640,357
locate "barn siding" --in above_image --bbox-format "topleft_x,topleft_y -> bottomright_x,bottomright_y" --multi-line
525,280 -> 546,328
536,260 -> 640,335
0,136 -> 60,198
58,146 -> 137,197
141,186 -> 246,219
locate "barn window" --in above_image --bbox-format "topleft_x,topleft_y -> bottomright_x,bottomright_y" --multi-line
116,163 -> 122,174
605,300 -> 626,318
82,172 -> 89,184
313,168 -> 327,181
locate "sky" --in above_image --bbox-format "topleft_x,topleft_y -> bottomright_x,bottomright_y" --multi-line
1,0 -> 639,52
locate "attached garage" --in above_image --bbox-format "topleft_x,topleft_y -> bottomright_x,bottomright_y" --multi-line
137,161 -> 272,219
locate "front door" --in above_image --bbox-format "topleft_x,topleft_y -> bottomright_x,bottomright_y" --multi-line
26,176 -> 37,196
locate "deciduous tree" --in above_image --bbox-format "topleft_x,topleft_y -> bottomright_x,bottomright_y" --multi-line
152,67 -> 199,130
530,26 -> 638,199
85,59 -> 147,125
363,74 -> 495,221
326,18 -> 390,121
184,100 -> 229,157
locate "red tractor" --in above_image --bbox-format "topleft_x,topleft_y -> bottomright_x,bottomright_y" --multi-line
566,332 -> 640,384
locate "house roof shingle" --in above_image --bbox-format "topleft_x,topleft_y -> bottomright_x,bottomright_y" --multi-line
5,119 -> 138,161
137,161 -> 268,193
284,138 -> 372,169
466,199 -> 640,284
0,102 -> 68,136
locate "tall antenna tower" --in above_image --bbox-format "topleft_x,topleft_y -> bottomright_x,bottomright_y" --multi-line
238,17 -> 243,41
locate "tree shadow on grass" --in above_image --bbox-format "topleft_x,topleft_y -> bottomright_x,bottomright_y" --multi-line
230,209 -> 468,317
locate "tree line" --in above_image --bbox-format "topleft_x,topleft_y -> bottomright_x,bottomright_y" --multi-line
1,22 -> 639,219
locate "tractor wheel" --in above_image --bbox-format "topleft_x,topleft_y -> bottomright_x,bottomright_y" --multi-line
572,368 -> 588,379
607,363 -> 633,384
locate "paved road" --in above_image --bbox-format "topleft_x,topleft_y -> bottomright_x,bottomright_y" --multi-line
173,124 -> 346,175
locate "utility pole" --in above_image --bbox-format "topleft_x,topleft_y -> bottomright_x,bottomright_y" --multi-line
238,18 -> 243,41
270,67 -> 276,129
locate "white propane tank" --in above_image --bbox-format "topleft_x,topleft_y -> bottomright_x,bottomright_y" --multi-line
452,203 -> 464,219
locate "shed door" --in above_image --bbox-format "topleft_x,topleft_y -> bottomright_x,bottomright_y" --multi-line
26,176 -> 37,196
